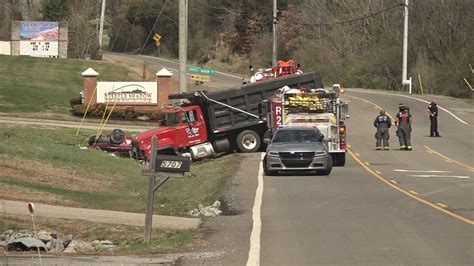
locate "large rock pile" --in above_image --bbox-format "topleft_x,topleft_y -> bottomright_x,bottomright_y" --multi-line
0,229 -> 116,254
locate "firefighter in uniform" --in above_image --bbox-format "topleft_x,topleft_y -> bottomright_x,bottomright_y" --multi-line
395,103 -> 413,150
373,109 -> 391,150
427,98 -> 441,137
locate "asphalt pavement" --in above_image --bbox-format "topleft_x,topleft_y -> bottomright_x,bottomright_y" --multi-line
257,90 -> 473,265
103,52 -> 245,91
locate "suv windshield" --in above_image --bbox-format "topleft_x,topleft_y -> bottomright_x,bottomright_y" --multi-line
272,129 -> 322,143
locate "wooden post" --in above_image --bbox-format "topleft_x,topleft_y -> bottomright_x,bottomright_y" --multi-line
417,74 -> 424,95
144,136 -> 158,243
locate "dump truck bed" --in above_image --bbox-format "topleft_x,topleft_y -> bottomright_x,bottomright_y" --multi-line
169,72 -> 324,134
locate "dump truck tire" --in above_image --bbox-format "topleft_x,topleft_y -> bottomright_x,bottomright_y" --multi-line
236,130 -> 260,153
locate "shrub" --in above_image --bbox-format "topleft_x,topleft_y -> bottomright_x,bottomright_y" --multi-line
69,97 -> 82,108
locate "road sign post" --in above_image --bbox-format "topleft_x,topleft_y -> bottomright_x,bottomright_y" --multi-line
143,137 -> 190,243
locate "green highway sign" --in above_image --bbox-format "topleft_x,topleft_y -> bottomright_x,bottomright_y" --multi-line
187,66 -> 215,75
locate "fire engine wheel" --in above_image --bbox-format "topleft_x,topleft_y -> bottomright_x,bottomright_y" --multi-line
236,130 -> 260,153
332,153 -> 346,166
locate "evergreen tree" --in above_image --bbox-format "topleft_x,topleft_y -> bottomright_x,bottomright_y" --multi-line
41,0 -> 69,21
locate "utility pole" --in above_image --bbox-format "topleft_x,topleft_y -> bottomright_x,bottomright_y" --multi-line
272,0 -> 277,66
179,0 -> 187,93
98,0 -> 106,49
402,0 -> 412,94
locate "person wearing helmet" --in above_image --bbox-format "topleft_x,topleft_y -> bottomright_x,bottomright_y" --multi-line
395,103 -> 413,150
373,109 -> 391,150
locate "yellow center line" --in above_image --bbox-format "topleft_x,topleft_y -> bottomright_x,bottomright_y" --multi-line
346,95 -> 396,123
409,190 -> 419,195
424,145 -> 474,171
436,203 -> 448,208
348,148 -> 474,225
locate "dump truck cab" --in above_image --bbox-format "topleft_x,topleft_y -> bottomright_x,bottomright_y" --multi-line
131,105 -> 208,159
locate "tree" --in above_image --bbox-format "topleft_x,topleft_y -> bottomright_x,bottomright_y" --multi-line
41,0 -> 70,21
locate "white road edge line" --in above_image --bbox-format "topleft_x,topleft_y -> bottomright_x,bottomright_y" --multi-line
408,175 -> 471,179
348,89 -> 471,126
247,153 -> 265,266
394,169 -> 451,173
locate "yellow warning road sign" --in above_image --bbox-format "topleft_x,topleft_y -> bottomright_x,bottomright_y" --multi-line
153,33 -> 161,46
191,74 -> 210,82
153,33 -> 161,42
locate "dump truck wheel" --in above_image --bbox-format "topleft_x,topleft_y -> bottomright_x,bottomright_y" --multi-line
236,130 -> 260,153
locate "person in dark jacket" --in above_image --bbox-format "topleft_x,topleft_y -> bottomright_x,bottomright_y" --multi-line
395,103 -> 413,150
374,109 -> 391,150
427,98 -> 441,137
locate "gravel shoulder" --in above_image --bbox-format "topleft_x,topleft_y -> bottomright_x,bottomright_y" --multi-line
176,153 -> 261,265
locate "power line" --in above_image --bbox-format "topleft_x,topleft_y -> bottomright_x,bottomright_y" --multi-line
295,3 -> 404,27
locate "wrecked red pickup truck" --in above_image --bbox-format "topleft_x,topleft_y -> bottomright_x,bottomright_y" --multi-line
90,72 -> 324,161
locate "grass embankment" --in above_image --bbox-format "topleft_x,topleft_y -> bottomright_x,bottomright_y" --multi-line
0,54 -> 241,253
0,55 -> 134,118
0,125 -> 238,215
0,124 -> 239,252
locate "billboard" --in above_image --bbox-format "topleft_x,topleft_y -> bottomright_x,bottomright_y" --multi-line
97,82 -> 158,105
20,21 -> 59,41
19,21 -> 59,57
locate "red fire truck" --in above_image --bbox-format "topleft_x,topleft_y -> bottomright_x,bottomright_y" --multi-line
266,86 -> 349,166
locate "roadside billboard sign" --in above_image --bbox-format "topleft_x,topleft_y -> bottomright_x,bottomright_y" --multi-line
20,21 -> 59,41
19,21 -> 59,57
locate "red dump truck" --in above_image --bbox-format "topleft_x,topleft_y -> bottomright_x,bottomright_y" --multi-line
91,72 -> 324,161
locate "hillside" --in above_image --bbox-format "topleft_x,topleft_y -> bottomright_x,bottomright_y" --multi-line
0,55 -> 133,117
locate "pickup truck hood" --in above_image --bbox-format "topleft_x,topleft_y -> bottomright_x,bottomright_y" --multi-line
267,142 -> 326,153
133,126 -> 174,142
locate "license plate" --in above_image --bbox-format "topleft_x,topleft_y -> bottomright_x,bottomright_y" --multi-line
160,160 -> 183,169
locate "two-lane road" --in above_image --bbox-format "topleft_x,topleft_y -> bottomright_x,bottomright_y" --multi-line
253,90 -> 473,265
103,52 -> 244,91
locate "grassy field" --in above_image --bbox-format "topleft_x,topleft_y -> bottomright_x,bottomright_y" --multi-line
0,123 -> 239,253
0,55 -> 133,116
0,124 -> 238,215
0,55 -> 241,253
